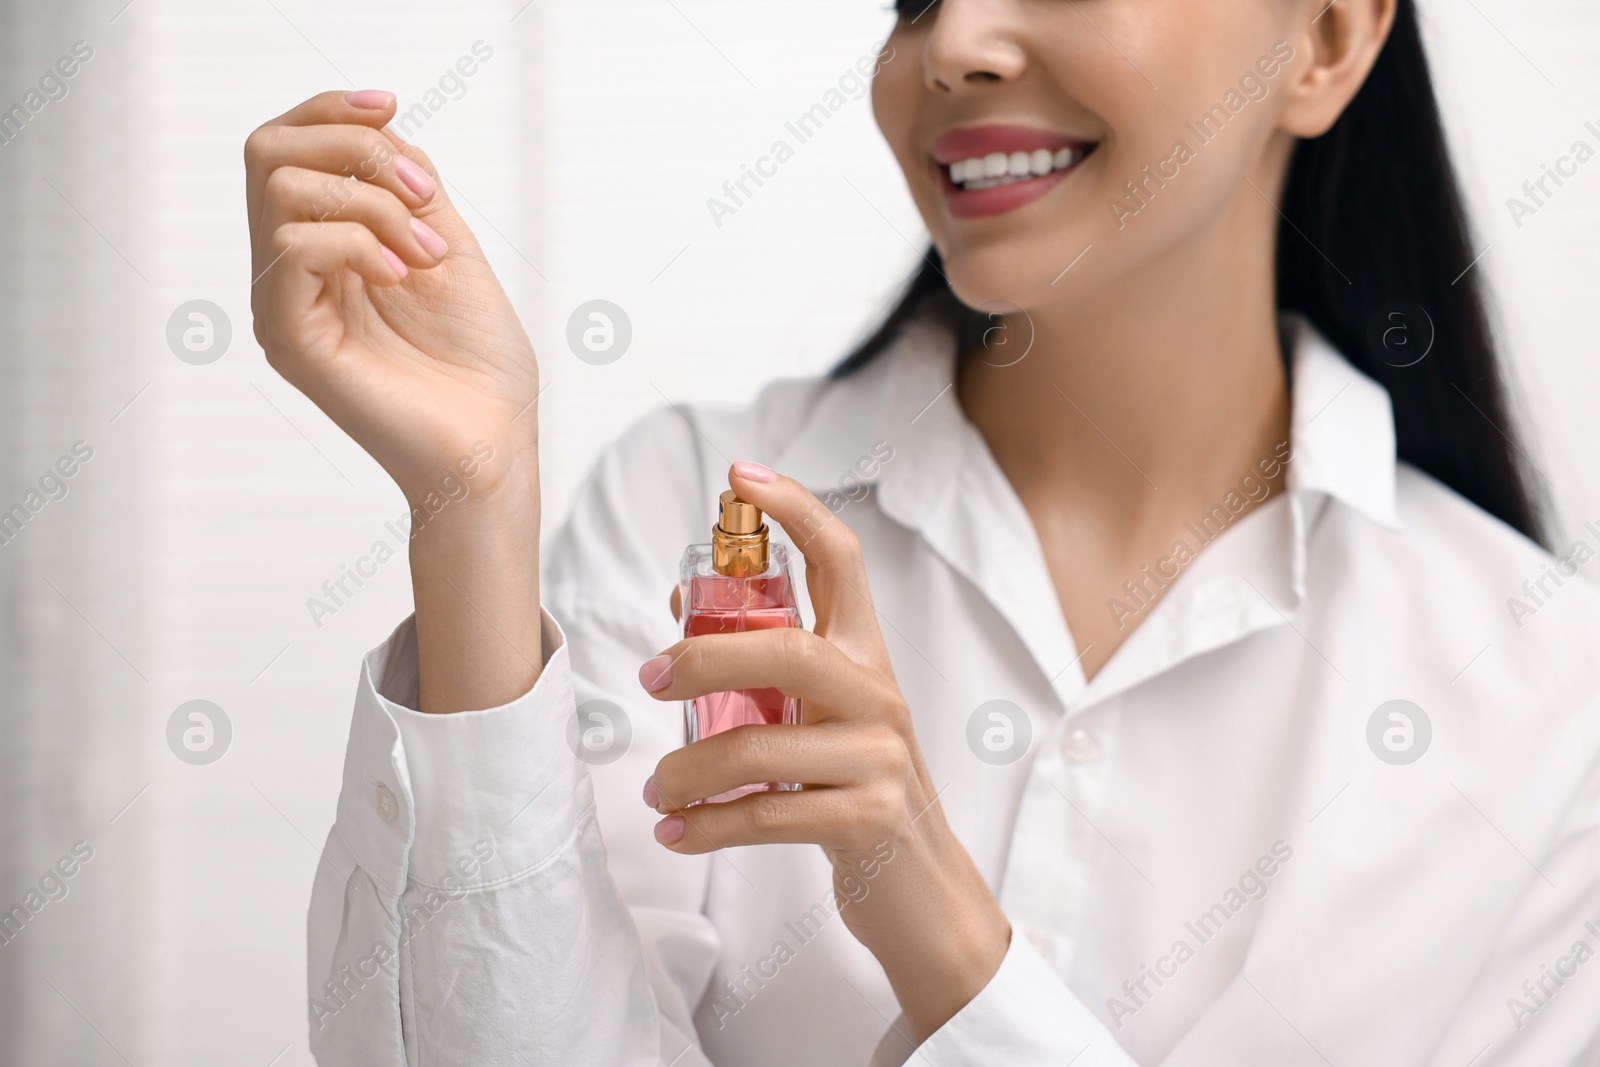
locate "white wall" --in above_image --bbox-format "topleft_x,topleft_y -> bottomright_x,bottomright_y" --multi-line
0,0 -> 1593,1063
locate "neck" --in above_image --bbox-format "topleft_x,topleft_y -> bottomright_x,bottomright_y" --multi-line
958,186 -> 1293,530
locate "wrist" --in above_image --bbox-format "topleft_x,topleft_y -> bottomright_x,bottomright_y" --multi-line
399,439 -> 538,531
882,881 -> 1010,1042
848,821 -> 1010,1042
404,449 -> 542,715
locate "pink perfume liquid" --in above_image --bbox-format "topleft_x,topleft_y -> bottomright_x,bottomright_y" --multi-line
680,543 -> 802,803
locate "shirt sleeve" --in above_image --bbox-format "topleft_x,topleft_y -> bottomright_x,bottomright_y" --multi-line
305,608 -> 719,1067
867,931 -> 1141,1067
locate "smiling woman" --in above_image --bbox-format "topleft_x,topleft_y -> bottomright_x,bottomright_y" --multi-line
235,0 -> 1600,1065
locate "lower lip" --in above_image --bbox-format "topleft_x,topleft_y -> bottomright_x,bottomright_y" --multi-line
939,154 -> 1090,220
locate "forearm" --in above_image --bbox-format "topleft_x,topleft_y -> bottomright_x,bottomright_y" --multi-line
408,460 -> 542,715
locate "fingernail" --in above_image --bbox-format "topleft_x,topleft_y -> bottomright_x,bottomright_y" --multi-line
380,245 -> 407,279
732,461 -> 777,483
639,654 -> 673,692
345,90 -> 395,110
654,814 -> 685,845
410,217 -> 448,258
393,155 -> 436,200
642,775 -> 659,809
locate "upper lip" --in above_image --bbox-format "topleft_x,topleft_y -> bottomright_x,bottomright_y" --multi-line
930,124 -> 1096,165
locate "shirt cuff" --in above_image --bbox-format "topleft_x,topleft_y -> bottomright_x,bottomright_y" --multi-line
898,929 -> 1131,1067
334,607 -> 586,899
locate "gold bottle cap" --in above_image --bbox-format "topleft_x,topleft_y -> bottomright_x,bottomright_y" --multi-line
713,490 -> 768,575
718,491 -> 763,535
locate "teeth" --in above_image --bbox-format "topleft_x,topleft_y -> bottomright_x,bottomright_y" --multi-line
946,145 -> 1088,191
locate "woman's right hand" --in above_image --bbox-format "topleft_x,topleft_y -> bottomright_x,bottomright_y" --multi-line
246,90 -> 545,713
245,89 -> 539,506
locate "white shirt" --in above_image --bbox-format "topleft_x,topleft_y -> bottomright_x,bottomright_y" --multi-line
306,314 -> 1600,1066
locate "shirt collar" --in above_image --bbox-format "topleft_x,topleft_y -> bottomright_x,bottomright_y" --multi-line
774,310 -> 1406,706
1281,312 -> 1401,532
776,309 -> 1402,537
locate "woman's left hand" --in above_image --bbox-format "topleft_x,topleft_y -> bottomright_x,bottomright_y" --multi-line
637,461 -> 1011,1042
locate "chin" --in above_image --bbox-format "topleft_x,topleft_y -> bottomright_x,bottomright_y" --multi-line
942,245 -> 1079,315
931,193 -> 1114,313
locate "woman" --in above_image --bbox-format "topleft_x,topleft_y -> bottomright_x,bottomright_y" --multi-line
244,0 -> 1600,1063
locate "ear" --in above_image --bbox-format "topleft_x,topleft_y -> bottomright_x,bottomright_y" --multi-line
1277,0 -> 1398,139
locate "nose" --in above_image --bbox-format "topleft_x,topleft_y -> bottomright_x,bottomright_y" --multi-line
922,0 -> 1028,93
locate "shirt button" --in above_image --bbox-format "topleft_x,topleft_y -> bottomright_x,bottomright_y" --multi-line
1063,728 -> 1100,763
375,783 -> 398,822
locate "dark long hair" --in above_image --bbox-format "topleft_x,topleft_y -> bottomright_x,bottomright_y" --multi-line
835,0 -> 1547,546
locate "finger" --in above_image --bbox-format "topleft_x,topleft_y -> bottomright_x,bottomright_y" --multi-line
650,723 -> 901,810
653,786 -> 865,854
639,628 -> 894,718
260,166 -> 446,270
369,131 -> 481,254
266,88 -> 397,131
669,585 -> 682,623
246,122 -> 436,236
727,461 -> 865,586
253,220 -> 404,374
246,90 -> 398,234
725,461 -> 889,669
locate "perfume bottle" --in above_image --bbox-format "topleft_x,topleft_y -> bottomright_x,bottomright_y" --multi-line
679,490 -> 802,803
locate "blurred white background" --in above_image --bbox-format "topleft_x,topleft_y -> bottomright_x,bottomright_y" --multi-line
0,0 -> 1594,1062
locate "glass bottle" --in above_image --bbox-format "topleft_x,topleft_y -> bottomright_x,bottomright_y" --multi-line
678,490 -> 801,802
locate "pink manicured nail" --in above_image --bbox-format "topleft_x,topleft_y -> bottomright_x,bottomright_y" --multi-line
642,775 -> 659,809
654,815 -> 685,845
345,90 -> 394,110
380,245 -> 407,279
410,217 -> 448,258
731,461 -> 776,483
393,155 -> 436,200
639,655 -> 673,692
